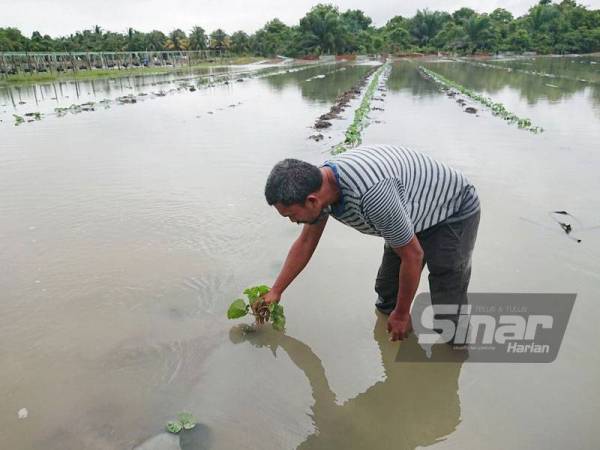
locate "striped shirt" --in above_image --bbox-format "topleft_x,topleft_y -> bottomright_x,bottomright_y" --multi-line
321,144 -> 480,247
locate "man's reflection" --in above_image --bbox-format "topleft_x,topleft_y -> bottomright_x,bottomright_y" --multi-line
230,310 -> 466,450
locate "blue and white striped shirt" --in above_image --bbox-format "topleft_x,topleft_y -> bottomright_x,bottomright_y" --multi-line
322,145 -> 480,247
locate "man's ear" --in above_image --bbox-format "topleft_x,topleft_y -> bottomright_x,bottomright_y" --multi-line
305,194 -> 320,207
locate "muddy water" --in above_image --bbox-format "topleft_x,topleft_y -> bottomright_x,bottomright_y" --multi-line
1,57 -> 599,449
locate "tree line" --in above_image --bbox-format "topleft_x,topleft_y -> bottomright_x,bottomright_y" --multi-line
1,1 -> 600,56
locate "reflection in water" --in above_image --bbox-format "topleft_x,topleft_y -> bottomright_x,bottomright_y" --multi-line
231,311 -> 465,450
487,55 -> 600,84
423,59 -> 600,107
264,64 -> 373,103
0,64 -> 282,117
386,60 -> 439,97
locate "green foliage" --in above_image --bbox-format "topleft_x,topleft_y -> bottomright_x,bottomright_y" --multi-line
210,29 -> 229,51
13,114 -> 24,126
227,299 -> 249,319
419,66 -> 544,133
243,285 -> 270,304
1,3 -> 600,55
269,303 -> 286,331
333,64 -> 388,155
166,412 -> 197,434
189,26 -> 208,51
227,285 -> 286,331
230,31 -> 251,54
166,421 -> 183,433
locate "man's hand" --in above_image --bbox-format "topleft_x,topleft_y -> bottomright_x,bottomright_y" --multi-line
387,309 -> 412,341
261,290 -> 281,305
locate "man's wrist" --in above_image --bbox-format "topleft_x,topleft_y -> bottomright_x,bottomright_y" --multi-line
393,297 -> 411,315
270,286 -> 283,297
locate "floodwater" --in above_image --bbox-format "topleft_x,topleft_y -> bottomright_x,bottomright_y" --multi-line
1,56 -> 599,449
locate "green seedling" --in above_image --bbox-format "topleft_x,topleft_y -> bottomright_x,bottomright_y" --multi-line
166,412 -> 197,434
333,63 -> 390,155
418,66 -> 544,133
227,285 -> 286,331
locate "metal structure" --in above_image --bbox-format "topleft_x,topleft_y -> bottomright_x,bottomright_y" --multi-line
0,50 -> 228,77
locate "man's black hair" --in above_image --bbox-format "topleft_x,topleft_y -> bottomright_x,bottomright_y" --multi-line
264,159 -> 323,206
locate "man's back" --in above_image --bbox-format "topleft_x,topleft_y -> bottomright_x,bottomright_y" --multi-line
323,144 -> 479,247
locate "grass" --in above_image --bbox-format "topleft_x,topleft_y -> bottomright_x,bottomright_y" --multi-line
332,63 -> 389,154
419,65 -> 544,133
0,56 -> 264,86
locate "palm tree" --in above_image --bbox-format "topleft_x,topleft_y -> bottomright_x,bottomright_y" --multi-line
189,26 -> 207,50
209,29 -> 229,51
165,29 -> 189,50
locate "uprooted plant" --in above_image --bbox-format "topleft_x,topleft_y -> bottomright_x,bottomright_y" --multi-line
227,285 -> 286,331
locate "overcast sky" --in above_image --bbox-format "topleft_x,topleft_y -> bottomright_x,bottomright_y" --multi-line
2,0 -> 600,37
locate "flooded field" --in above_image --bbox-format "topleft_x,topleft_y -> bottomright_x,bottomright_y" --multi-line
1,56 -> 600,449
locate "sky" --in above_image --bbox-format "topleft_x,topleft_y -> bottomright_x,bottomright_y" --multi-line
2,0 -> 600,37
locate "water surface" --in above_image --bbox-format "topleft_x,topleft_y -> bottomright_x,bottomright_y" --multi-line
1,57 -> 599,449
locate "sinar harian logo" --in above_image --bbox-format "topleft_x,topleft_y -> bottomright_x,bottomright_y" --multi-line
396,293 -> 575,363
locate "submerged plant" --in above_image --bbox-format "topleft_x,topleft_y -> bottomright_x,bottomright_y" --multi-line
227,285 -> 285,331
418,66 -> 544,133
166,412 -> 197,434
13,114 -> 24,126
454,58 -> 598,85
24,112 -> 42,120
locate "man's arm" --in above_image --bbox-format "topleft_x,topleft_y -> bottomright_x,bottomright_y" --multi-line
387,235 -> 424,341
263,216 -> 328,303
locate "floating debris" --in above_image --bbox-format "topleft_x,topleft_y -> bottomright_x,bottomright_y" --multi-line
116,95 -> 137,104
320,111 -> 339,120
314,119 -> 332,129
24,112 -> 42,120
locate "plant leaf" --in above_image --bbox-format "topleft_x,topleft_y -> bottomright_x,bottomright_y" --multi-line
166,421 -> 183,434
177,412 -> 197,429
245,285 -> 270,305
227,299 -> 248,319
269,303 -> 286,331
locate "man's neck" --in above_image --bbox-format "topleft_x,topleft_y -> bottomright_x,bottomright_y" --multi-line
320,166 -> 341,207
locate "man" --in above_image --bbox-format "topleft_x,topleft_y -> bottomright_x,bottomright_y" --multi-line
262,144 -> 480,342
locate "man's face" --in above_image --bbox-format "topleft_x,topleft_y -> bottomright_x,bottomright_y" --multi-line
274,198 -> 325,225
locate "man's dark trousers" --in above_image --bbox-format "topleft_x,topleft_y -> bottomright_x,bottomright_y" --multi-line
374,210 -> 481,321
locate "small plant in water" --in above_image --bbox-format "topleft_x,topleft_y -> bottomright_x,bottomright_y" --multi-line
332,63 -> 390,155
227,285 -> 286,331
13,114 -> 24,126
166,412 -> 197,434
418,66 -> 544,133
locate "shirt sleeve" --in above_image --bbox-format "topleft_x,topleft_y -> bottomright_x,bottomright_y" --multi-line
361,179 -> 414,247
